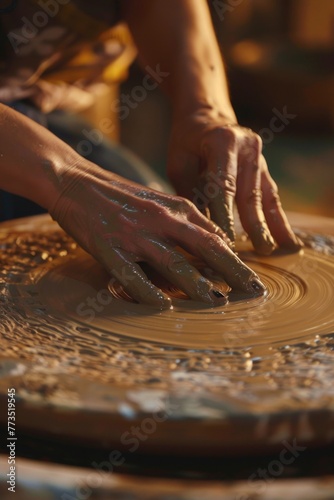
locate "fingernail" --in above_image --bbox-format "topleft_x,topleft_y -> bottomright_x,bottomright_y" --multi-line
249,278 -> 266,295
211,289 -> 228,303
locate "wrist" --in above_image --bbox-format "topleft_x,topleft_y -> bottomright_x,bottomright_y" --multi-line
33,149 -> 86,211
0,104 -> 85,212
171,104 -> 238,133
171,83 -> 237,125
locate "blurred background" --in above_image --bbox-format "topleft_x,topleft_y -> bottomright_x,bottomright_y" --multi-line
120,0 -> 334,218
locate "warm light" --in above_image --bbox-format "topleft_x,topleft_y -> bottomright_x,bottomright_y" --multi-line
230,39 -> 266,66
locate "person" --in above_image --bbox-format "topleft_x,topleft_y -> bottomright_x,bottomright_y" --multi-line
0,0 -> 302,308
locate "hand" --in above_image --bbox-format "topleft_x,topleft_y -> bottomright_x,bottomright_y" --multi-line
167,109 -> 302,255
49,161 -> 266,309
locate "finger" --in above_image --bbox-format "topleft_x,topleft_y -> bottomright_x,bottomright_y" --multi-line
236,138 -> 276,255
202,142 -> 238,245
168,221 -> 266,295
139,238 -> 228,305
261,160 -> 303,251
180,197 -> 234,247
99,246 -> 172,309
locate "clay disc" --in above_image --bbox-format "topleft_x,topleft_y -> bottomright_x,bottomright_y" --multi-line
0,213 -> 334,455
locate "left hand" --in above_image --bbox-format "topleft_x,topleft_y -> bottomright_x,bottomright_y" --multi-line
167,109 -> 302,255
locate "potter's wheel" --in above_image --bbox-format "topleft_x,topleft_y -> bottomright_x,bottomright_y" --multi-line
0,213 -> 334,456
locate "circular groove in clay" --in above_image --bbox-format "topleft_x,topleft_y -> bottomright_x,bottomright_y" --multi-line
35,247 -> 333,350
0,214 -> 334,454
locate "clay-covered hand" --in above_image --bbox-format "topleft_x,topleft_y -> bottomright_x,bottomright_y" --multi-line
167,110 -> 302,255
49,162 -> 265,309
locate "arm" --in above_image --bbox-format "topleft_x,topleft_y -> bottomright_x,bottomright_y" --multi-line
0,103 -> 71,209
122,0 -> 236,122
122,0 -> 302,254
0,104 -> 264,307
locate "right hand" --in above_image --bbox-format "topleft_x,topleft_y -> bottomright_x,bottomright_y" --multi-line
49,161 -> 266,309
168,112 -> 303,256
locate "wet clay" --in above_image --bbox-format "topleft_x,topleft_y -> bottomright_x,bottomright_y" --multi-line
32,242 -> 334,351
0,214 -> 334,454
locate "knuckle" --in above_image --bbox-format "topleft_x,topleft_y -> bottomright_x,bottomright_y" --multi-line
268,188 -> 282,207
222,125 -> 237,138
240,132 -> 263,163
251,132 -> 263,151
203,127 -> 237,152
247,188 -> 262,205
163,251 -> 187,271
220,126 -> 238,147
223,173 -> 237,194
173,196 -> 196,215
201,231 -> 228,253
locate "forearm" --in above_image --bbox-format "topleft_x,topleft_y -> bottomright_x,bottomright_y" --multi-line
0,104 -> 81,210
122,0 -> 237,122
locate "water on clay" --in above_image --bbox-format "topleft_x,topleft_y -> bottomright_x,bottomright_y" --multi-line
0,217 -> 334,431
31,243 -> 334,351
